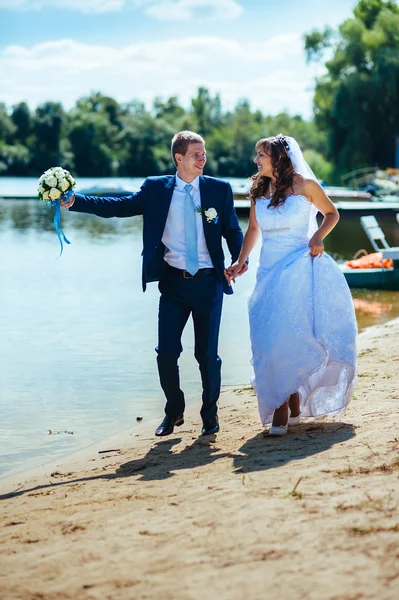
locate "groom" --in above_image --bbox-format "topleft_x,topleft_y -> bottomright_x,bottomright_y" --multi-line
62,131 -> 246,436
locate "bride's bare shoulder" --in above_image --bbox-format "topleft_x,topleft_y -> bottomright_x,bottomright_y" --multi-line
292,174 -> 310,195
293,175 -> 321,194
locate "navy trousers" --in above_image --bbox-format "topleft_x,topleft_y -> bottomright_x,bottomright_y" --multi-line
156,270 -> 224,421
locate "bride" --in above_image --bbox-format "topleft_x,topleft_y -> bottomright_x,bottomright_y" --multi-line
226,134 -> 357,435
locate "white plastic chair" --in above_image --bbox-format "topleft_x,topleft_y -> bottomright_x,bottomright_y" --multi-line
360,215 -> 390,251
360,215 -> 399,263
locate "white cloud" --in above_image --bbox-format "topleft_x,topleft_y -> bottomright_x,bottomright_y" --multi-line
144,0 -> 243,21
0,0 -> 244,19
0,34 -> 315,117
0,0 -> 126,12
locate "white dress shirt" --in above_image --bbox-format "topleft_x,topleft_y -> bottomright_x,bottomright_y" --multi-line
162,174 -> 213,270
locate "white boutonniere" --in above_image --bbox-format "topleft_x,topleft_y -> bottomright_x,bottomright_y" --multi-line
196,206 -> 218,224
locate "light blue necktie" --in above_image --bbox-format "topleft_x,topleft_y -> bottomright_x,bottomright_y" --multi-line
184,183 -> 198,275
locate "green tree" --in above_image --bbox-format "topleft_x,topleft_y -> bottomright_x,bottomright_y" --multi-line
11,102 -> 31,145
68,112 -> 116,177
29,102 -> 66,173
153,96 -> 185,123
354,0 -> 399,27
118,101 -> 174,176
68,92 -> 124,176
76,91 -> 123,128
191,87 -> 223,136
0,142 -> 30,175
304,0 -> 399,178
0,103 -> 15,144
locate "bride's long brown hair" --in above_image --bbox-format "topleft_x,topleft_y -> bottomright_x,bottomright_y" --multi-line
249,136 -> 295,208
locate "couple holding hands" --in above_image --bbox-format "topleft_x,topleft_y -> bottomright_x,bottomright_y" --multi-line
61,130 -> 357,438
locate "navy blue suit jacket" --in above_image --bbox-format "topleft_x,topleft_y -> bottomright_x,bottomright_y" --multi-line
70,175 -> 244,295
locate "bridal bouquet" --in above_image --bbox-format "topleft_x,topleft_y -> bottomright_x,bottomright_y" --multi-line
37,166 -> 76,203
37,166 -> 76,255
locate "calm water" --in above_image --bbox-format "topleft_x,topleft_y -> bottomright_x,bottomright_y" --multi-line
1,183 -> 399,479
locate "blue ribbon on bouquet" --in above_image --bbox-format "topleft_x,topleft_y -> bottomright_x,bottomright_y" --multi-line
50,189 -> 72,256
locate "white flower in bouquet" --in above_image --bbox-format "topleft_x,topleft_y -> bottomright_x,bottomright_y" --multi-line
49,187 -> 61,200
45,175 -> 58,188
53,167 -> 64,178
60,178 -> 70,192
37,166 -> 76,204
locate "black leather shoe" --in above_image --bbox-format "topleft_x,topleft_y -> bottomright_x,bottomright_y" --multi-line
201,417 -> 219,435
155,414 -> 184,437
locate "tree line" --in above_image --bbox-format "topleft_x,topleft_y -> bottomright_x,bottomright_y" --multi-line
0,92 -> 330,181
0,0 -> 397,184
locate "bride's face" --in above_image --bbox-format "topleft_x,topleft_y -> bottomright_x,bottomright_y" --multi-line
254,148 -> 273,177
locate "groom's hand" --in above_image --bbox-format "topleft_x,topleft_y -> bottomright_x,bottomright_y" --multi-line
224,261 -> 248,285
60,192 -> 75,209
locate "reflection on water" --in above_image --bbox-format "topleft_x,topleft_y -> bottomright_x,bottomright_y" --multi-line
353,296 -> 392,317
352,291 -> 398,330
0,199 -> 125,237
0,198 -> 398,479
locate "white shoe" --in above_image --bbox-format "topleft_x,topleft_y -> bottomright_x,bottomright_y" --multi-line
268,424 -> 288,436
288,414 -> 301,426
268,408 -> 290,436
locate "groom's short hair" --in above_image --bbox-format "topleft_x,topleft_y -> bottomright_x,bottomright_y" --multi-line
171,131 -> 205,167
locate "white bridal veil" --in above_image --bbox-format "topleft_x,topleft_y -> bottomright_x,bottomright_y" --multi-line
276,133 -> 319,237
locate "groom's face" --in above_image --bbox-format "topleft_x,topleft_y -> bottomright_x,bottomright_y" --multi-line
176,142 -> 207,180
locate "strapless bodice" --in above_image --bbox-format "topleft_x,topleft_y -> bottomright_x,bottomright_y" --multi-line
255,194 -> 315,270
255,194 -> 312,239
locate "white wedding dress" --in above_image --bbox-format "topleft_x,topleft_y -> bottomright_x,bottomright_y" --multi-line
249,194 -> 357,425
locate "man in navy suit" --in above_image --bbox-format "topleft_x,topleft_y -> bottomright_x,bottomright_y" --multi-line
62,131 -> 246,436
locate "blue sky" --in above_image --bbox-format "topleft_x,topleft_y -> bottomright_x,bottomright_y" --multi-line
0,0 -> 358,118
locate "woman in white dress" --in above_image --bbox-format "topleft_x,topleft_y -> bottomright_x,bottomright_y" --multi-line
226,134 -> 357,435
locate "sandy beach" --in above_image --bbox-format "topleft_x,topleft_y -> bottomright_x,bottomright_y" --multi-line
1,319 -> 398,600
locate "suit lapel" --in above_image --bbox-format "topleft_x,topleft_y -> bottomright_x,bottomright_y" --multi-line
159,175 -> 176,237
199,176 -> 212,250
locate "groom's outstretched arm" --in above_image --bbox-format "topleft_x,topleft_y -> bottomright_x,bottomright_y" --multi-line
222,183 -> 244,264
68,180 -> 148,218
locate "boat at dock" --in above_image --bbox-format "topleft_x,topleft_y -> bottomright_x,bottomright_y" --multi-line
340,216 -> 399,290
341,263 -> 399,290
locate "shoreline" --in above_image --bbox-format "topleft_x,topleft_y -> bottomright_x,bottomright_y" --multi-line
0,378 -> 255,493
0,315 -> 396,489
1,318 -> 398,599
0,392 -> 220,490
0,316 -> 395,490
